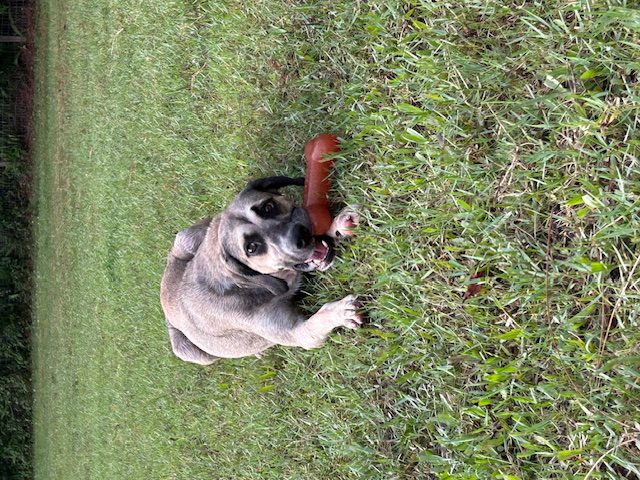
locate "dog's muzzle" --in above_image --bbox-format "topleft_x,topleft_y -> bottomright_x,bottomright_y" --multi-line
293,235 -> 336,272
288,207 -> 336,272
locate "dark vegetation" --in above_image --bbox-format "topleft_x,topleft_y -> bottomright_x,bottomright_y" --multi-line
0,2 -> 34,478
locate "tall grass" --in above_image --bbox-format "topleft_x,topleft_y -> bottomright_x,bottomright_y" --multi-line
33,0 -> 640,478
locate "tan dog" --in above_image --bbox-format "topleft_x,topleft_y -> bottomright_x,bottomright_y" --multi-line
160,176 -> 360,365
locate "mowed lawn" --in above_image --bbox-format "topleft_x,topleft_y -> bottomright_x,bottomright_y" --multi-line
32,0 -> 640,479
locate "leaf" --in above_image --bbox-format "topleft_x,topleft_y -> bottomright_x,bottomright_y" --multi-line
463,272 -> 485,301
267,26 -> 287,35
497,328 -> 523,341
566,194 -> 584,206
397,102 -> 426,114
557,449 -> 582,461
396,370 -> 419,384
577,258 -> 608,274
435,413 -> 457,425
569,299 -> 597,327
367,329 -> 397,340
258,371 -> 277,380
455,197 -> 472,211
580,69 -> 604,80
259,385 -> 275,392
577,207 -> 590,219
463,406 -> 485,417
582,194 -> 603,209
463,283 -> 482,301
424,93 -> 445,101
402,128 -> 426,143
513,396 -> 536,404
533,435 -> 555,449
417,451 -> 452,464
600,355 -> 640,373
544,74 -> 565,90
486,373 -> 507,383
590,262 -> 608,273
411,19 -> 429,30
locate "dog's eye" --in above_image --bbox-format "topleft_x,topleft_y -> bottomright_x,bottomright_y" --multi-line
245,238 -> 265,256
257,200 -> 280,218
244,234 -> 265,257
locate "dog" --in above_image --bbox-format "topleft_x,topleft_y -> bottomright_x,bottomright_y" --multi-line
160,176 -> 361,365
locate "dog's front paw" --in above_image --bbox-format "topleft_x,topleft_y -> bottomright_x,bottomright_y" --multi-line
321,294 -> 363,329
328,207 -> 360,239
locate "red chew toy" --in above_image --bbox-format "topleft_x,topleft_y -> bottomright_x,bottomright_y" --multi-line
303,134 -> 340,236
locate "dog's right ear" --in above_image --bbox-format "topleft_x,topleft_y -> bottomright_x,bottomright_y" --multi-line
244,176 -> 304,193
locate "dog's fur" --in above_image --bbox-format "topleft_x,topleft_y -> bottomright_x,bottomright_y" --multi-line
160,176 -> 360,365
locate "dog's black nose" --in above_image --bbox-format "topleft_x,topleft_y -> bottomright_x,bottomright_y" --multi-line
293,224 -> 312,250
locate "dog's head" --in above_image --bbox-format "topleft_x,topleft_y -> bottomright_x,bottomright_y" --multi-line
219,176 -> 335,275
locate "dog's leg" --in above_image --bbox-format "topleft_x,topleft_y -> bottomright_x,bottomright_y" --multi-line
327,206 -> 360,240
177,294 -> 362,356
167,324 -> 220,365
244,295 -> 362,351
170,218 -> 210,261
294,295 -> 363,349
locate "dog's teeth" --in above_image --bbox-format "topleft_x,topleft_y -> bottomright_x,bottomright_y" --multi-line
321,240 -> 328,248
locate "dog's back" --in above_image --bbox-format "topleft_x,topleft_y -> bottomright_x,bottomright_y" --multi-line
160,219 -> 220,365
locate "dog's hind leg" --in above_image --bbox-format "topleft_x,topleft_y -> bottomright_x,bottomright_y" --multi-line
170,218 -> 211,261
167,324 -> 220,365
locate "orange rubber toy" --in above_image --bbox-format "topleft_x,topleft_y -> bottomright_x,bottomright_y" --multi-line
303,134 -> 340,236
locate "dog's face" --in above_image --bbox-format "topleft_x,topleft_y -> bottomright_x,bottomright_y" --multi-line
219,176 -> 335,275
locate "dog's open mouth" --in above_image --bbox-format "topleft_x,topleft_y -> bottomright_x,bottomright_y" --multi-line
294,235 -> 335,272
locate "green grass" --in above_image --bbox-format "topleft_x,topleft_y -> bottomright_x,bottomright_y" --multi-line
33,0 -> 640,478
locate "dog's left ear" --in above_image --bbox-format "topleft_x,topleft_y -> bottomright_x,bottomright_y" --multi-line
244,176 -> 304,193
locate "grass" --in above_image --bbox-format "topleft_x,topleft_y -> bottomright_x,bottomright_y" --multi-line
32,0 -> 640,478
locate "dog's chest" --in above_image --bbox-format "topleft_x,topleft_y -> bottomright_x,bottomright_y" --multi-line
273,269 -> 302,295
